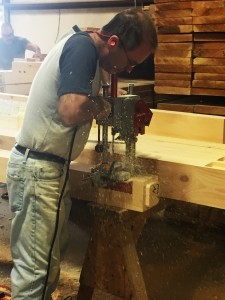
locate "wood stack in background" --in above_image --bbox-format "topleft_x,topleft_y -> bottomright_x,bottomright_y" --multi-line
150,0 -> 193,95
192,4 -> 225,97
149,0 -> 225,98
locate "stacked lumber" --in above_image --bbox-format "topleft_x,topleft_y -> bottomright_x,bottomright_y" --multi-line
150,0 -> 225,97
192,4 -> 225,96
0,59 -> 41,95
151,0 -> 193,95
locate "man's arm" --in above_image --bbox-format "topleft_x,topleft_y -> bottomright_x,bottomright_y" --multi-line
26,41 -> 43,60
58,93 -> 111,126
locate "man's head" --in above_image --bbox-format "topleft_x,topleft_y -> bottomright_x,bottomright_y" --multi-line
1,23 -> 14,45
98,8 -> 157,74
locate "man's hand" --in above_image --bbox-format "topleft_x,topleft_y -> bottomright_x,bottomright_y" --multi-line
118,88 -> 127,96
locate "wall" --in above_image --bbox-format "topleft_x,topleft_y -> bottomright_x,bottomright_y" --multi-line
8,6 -> 129,55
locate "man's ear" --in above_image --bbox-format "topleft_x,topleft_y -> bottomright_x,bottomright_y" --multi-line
107,35 -> 120,48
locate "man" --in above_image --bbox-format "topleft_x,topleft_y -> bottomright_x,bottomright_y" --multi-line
6,8 -> 157,299
0,22 -> 42,69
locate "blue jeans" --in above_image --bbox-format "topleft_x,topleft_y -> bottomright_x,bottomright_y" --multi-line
7,147 -> 71,300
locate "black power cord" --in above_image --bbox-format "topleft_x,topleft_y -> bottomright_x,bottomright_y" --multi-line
41,128 -> 77,300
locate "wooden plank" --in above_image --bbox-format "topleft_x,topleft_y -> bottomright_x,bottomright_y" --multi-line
194,42 -> 225,50
0,150 -> 10,182
0,92 -> 28,102
193,58 -> 225,66
193,49 -> 225,58
154,0 -> 190,3
156,17 -> 192,26
154,86 -> 191,95
194,33 -> 225,42
0,83 -> 31,95
158,25 -> 192,34
194,105 -> 225,116
155,64 -> 192,73
194,73 -> 225,81
191,1 -> 225,10
155,80 -> 191,88
155,57 -> 192,65
154,2 -> 192,11
192,87 -> 225,97
158,161 -> 225,210
155,72 -> 192,80
0,134 -> 15,151
193,16 -> 225,25
3,110 -> 225,210
158,34 -> 192,43
193,65 -> 225,73
158,42 -> 193,50
156,49 -> 192,58
194,24 -> 225,32
148,109 -> 225,143
192,80 -> 225,89
192,7 -> 225,17
157,102 -> 194,113
154,9 -> 192,18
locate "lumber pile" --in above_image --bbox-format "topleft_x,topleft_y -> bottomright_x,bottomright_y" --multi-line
0,59 -> 41,95
149,0 -> 225,97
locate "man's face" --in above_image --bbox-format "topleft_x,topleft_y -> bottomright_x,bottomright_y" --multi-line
100,38 -> 153,75
1,27 -> 14,44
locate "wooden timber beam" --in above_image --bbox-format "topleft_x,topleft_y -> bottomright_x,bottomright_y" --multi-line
1,106 -> 225,210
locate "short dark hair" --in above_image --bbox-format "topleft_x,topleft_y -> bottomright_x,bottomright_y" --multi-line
101,8 -> 157,52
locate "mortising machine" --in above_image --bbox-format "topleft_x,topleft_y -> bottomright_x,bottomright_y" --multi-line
90,74 -> 155,190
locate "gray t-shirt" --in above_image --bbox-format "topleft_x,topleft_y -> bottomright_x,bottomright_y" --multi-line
17,32 -> 100,161
0,36 -> 28,69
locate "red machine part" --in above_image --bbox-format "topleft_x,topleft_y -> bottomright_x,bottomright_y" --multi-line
134,99 -> 153,136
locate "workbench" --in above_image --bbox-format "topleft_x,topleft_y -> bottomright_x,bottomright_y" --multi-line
1,94 -> 225,299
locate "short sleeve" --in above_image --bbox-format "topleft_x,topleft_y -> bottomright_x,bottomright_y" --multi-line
58,33 -> 98,97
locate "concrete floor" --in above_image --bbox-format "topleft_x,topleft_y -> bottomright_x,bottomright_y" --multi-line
1,195 -> 225,300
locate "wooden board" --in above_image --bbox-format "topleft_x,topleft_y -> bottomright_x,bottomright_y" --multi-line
155,72 -> 192,80
158,33 -> 192,43
193,58 -> 225,66
155,17 -> 192,26
154,86 -> 191,95
193,65 -> 225,73
155,64 -> 192,73
192,80 -> 225,89
154,9 -> 192,18
194,33 -> 225,42
158,25 -> 193,34
157,102 -> 194,113
154,2 -> 192,11
194,42 -> 225,50
193,49 -> 225,58
155,79 -> 191,88
193,16 -> 225,25
194,24 -> 225,32
192,7 -> 225,17
194,105 -> 225,116
155,57 -> 192,65
191,1 -> 225,10
156,49 -> 192,58
2,109 -> 225,211
192,88 -> 225,97
194,73 -> 225,81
